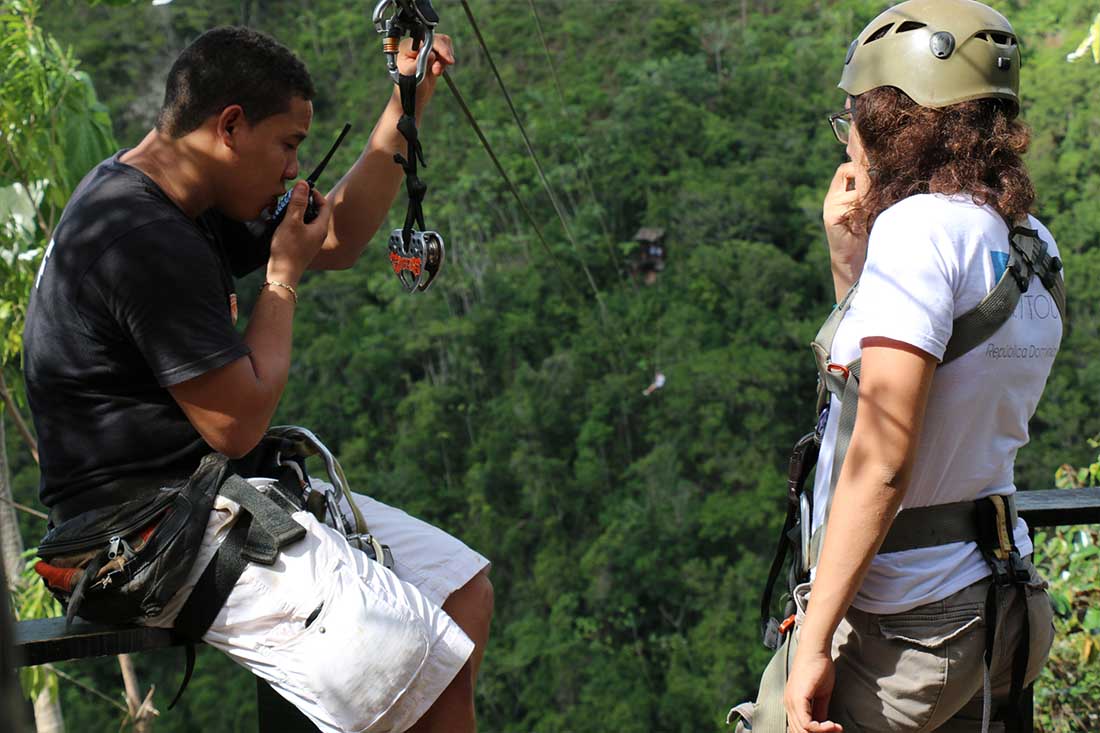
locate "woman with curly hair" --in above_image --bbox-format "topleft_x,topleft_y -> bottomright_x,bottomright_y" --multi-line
784,1 -> 1065,731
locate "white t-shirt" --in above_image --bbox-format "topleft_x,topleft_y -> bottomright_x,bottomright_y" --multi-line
812,194 -> 1063,615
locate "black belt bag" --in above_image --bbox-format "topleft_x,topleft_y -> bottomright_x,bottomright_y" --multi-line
36,453 -> 231,627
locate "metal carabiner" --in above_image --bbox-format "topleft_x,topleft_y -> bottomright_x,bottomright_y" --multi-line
372,0 -> 438,85
800,493 -> 813,574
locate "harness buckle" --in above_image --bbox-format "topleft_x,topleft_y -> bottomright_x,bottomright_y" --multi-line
987,548 -> 1029,587
977,495 -> 1029,586
1039,255 -> 1063,291
347,533 -> 396,570
1007,261 -> 1031,293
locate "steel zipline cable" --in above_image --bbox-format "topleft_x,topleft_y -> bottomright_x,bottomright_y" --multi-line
440,70 -> 584,300
455,0 -> 607,310
525,0 -> 568,111
524,0 -> 623,276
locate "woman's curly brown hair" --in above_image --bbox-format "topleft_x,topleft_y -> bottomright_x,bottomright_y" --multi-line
845,86 -> 1034,235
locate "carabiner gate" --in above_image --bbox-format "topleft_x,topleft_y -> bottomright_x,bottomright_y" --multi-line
372,0 -> 438,85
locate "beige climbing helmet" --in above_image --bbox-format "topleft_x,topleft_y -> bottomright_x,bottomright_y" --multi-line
839,0 -> 1021,113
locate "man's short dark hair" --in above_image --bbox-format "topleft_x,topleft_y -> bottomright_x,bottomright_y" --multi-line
156,26 -> 315,138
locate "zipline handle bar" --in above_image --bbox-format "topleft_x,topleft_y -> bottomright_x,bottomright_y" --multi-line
372,0 -> 438,84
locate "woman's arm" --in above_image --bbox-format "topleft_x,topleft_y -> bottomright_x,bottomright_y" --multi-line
784,339 -> 937,733
823,162 -> 870,303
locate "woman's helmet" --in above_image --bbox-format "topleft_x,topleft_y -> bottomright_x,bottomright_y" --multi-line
839,0 -> 1021,114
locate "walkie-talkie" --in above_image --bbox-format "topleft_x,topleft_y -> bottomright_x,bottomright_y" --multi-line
268,122 -> 352,231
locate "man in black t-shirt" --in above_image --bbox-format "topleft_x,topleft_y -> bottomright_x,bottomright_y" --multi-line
23,27 -> 490,733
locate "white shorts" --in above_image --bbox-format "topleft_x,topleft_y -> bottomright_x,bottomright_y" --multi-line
148,479 -> 490,733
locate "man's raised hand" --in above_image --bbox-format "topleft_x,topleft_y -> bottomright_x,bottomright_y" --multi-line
397,33 -> 455,105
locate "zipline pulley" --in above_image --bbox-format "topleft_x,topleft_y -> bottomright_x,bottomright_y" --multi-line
372,0 -> 446,293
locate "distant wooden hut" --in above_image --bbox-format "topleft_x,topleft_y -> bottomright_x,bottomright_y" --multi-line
632,227 -> 666,285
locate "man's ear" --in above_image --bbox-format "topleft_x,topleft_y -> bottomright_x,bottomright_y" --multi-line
216,105 -> 247,148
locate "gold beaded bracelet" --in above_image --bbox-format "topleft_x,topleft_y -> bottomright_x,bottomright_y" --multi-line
261,280 -> 298,304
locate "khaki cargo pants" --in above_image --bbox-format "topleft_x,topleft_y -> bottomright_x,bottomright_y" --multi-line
828,559 -> 1055,732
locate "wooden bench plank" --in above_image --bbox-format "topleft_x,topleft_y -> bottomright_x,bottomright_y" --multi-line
1015,487 -> 1100,528
13,617 -> 183,667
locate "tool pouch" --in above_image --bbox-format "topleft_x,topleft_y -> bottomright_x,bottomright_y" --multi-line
35,453 -> 229,625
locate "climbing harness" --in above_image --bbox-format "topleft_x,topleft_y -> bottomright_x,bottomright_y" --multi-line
265,425 -> 393,567
372,0 -> 446,293
730,221 -> 1066,733
35,427 -> 393,708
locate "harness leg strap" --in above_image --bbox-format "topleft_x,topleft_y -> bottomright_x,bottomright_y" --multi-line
218,476 -> 306,566
170,512 -> 252,708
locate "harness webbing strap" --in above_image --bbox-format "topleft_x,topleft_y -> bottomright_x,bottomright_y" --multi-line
810,494 -> 1019,563
814,359 -> 861,565
172,475 -> 306,643
218,475 -> 306,566
942,224 -> 1066,364
878,496 -> 1018,554
169,512 -> 251,709
811,283 -> 861,414
396,73 -> 427,247
168,475 -> 307,707
760,501 -> 798,647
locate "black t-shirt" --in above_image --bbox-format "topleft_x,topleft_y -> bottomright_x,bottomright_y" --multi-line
23,152 -> 271,510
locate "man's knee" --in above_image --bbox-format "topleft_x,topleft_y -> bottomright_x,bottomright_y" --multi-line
444,569 -> 494,630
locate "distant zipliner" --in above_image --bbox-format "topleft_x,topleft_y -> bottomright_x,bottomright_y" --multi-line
641,372 -> 665,397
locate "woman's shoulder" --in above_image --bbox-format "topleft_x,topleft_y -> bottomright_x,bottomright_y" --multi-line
875,194 -> 1004,234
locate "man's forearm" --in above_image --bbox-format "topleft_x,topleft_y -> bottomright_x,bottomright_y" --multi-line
240,285 -> 298,432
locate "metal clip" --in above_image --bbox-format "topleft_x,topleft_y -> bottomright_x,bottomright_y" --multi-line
800,493 -> 813,574
347,533 -> 395,570
324,488 -> 355,538
372,0 -> 438,84
389,229 -> 445,293
107,535 -> 135,562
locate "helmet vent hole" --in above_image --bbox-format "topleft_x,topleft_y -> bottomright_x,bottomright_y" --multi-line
864,23 -> 894,44
976,31 -> 1016,46
896,21 -> 927,34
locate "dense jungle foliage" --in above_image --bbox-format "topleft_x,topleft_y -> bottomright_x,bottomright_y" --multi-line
3,0 -> 1100,730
